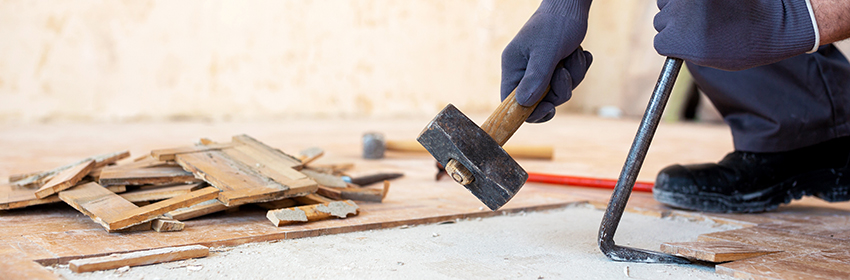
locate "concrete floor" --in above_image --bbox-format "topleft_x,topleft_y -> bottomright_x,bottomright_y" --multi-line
52,204 -> 737,280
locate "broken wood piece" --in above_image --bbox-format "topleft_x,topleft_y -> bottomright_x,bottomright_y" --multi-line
114,155 -> 175,170
167,199 -> 229,221
68,245 -> 209,273
266,200 -> 359,226
119,183 -> 204,203
34,160 -> 95,199
150,143 -> 234,161
9,151 -> 130,189
660,241 -> 782,263
297,147 -> 324,165
59,182 -> 219,231
151,218 -> 185,232
99,166 -> 198,187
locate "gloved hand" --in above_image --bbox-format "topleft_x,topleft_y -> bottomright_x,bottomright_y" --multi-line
654,0 -> 818,71
501,0 -> 593,123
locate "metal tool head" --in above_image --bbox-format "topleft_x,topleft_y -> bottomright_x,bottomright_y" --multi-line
417,104 -> 528,210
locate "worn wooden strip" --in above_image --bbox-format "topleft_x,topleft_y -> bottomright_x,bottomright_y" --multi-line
151,218 -> 185,232
10,151 -> 130,188
660,241 -> 781,263
99,166 -> 198,187
69,245 -> 209,273
267,200 -> 359,226
150,143 -> 235,161
111,187 -> 220,231
0,182 -> 126,210
119,183 -> 203,203
316,185 -> 385,202
59,182 -> 142,231
167,199 -> 229,221
34,160 -> 96,199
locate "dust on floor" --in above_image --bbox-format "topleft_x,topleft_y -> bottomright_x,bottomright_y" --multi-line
52,204 -> 737,280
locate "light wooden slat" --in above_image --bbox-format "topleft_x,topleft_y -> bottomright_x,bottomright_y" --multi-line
119,183 -> 203,203
660,241 -> 781,263
0,183 -> 126,210
99,166 -> 198,187
150,143 -> 234,161
167,199 -> 229,221
68,245 -> 209,273
34,160 -> 95,199
58,182 -> 142,231
297,147 -> 324,165
111,187 -> 220,231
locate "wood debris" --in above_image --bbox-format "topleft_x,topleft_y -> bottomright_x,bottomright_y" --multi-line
2,134 -> 400,235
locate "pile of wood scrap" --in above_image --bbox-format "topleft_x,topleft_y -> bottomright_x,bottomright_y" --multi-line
2,134 -> 398,234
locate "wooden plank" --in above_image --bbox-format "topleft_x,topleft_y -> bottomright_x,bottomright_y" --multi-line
116,155 -> 176,170
108,187 -> 220,231
99,166 -> 198,187
152,218 -> 185,232
717,252 -> 850,280
267,200 -> 359,226
175,150 -> 316,206
59,182 -> 218,231
167,199 -> 229,221
1,182 -> 125,210
698,227 -> 849,253
34,160 -> 95,199
68,245 -> 209,273
294,193 -> 336,205
119,183 -> 203,203
150,143 -> 234,161
58,182 -> 143,231
301,169 -> 347,188
10,151 -> 130,188
660,241 -> 781,263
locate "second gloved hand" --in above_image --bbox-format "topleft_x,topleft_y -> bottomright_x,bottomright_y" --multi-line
654,0 -> 819,71
501,0 -> 593,123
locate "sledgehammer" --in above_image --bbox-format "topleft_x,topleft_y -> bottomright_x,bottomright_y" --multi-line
417,86 -> 545,210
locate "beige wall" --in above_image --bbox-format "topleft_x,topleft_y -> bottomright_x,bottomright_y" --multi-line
0,0 -> 664,123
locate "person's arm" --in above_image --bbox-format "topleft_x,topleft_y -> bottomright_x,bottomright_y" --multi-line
813,0 -> 850,45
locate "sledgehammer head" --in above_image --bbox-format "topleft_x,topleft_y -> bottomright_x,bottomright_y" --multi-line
417,104 -> 528,210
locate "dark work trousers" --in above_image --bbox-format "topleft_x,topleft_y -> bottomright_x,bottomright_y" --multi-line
688,44 -> 850,153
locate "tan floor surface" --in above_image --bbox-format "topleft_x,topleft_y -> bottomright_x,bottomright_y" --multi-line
1,114 -> 848,279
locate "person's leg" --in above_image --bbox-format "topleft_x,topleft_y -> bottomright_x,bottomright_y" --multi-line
653,44 -> 850,213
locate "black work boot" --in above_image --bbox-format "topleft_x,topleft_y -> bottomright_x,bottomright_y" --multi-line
653,136 -> 850,213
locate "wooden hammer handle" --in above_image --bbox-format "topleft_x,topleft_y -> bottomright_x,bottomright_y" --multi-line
480,87 -> 545,146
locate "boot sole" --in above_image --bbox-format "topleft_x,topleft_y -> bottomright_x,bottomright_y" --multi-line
654,167 -> 850,213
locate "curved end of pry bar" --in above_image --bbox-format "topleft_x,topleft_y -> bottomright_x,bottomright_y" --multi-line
599,239 -> 691,264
